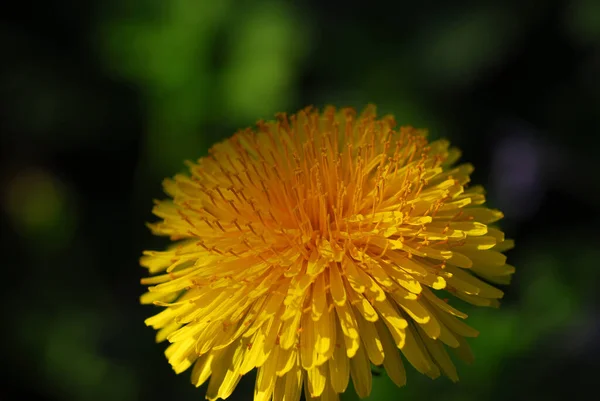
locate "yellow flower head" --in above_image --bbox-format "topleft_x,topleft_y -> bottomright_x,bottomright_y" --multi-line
141,106 -> 515,401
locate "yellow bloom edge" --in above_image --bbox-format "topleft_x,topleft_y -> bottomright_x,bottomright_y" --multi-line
140,105 -> 515,401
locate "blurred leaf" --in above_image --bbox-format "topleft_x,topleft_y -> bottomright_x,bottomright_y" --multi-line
416,5 -> 521,87
2,169 -> 76,249
567,0 -> 600,44
218,1 -> 309,123
99,0 -> 233,175
44,317 -> 136,401
101,0 -> 230,92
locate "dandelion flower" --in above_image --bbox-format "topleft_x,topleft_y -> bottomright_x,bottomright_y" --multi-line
140,106 -> 515,401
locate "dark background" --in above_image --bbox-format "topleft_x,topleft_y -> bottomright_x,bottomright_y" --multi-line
2,0 -> 599,400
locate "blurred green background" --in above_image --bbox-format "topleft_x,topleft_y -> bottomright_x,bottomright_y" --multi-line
1,0 -> 599,400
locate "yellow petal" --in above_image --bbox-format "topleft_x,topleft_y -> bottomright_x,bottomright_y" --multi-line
306,363 -> 327,397
399,323 -> 436,375
280,310 -> 302,350
419,328 -> 459,382
355,313 -> 384,365
301,312 -> 317,369
329,263 -> 347,306
190,352 -> 214,387
276,346 -> 296,377
334,303 -> 360,358
216,340 -> 245,399
346,282 -> 378,322
311,274 -> 327,320
328,323 -> 350,393
376,319 -> 406,387
349,344 -> 372,398
373,298 -> 407,348
283,365 -> 303,401
422,288 -> 467,319
254,363 -> 276,401
391,292 -> 431,324
314,307 -> 336,357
